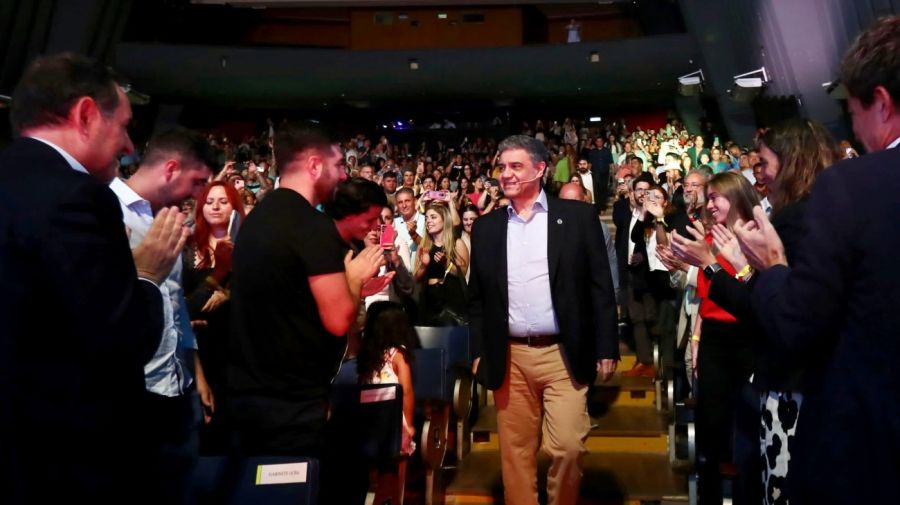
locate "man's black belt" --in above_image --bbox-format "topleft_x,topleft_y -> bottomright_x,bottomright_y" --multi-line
508,334 -> 559,347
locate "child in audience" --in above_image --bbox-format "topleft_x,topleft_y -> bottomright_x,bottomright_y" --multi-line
358,302 -> 418,504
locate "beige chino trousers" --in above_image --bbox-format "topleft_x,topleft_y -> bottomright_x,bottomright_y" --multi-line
494,343 -> 590,505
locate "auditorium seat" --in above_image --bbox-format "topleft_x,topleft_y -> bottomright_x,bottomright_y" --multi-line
194,455 -> 320,505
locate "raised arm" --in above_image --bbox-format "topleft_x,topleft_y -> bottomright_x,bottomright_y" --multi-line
309,246 -> 385,336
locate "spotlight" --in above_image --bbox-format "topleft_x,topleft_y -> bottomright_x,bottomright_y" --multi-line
589,51 -> 600,63
730,67 -> 769,102
409,58 -> 419,71
589,116 -> 602,123
677,70 -> 704,96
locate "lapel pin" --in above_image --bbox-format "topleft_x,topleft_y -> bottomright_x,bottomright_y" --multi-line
557,218 -> 563,225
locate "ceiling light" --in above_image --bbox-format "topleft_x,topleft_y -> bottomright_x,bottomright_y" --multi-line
677,70 -> 704,96
590,52 -> 599,63
730,67 -> 769,102
409,59 -> 419,70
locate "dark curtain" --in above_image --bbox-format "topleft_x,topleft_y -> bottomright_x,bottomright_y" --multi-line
0,0 -> 57,95
0,0 -> 133,94
0,0 -> 133,144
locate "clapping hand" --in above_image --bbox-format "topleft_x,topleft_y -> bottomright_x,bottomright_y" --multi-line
644,199 -> 664,218
670,222 -> 716,268
656,244 -> 687,273
711,224 -> 747,272
734,206 -> 786,271
345,245 -> 387,291
361,272 -> 395,297
133,207 -> 188,285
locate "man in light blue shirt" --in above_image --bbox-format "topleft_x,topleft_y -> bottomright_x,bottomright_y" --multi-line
469,135 -> 619,505
109,127 -> 214,504
393,187 -> 426,267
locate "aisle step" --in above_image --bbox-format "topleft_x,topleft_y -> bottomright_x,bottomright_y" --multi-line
471,405 -> 667,455
445,451 -> 688,504
591,373 -> 656,408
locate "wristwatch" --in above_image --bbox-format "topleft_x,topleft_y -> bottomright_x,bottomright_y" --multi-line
702,263 -> 722,279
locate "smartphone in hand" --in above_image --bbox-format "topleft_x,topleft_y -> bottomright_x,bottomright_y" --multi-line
379,224 -> 396,248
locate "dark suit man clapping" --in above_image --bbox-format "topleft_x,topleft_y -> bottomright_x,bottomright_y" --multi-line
468,135 -> 619,505
733,16 -> 900,505
0,53 -> 186,504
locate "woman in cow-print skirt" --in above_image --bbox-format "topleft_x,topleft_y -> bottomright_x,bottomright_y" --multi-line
760,391 -> 801,505
706,119 -> 841,504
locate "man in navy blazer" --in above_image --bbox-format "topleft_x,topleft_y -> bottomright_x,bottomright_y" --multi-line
735,16 -> 900,505
468,135 -> 618,505
0,53 -> 187,504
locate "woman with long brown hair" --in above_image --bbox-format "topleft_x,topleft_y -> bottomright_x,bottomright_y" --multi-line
712,119 -> 839,504
668,119 -> 841,504
414,202 -> 469,325
670,171 -> 761,504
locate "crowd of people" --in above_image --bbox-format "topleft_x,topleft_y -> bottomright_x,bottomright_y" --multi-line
2,13 -> 899,505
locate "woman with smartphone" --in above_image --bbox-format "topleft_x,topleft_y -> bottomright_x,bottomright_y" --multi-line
414,203 -> 469,326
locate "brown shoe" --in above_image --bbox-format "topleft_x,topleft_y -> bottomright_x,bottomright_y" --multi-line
621,363 -> 650,377
639,364 -> 658,378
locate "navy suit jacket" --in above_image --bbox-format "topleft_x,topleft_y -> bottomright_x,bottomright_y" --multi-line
467,195 -> 618,390
0,138 -> 164,503
751,147 -> 900,504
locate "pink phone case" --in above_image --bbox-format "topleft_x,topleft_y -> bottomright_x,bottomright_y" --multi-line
380,224 -> 396,247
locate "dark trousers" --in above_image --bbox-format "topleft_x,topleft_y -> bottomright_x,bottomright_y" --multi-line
594,171 -> 610,211
144,390 -> 201,505
695,319 -> 760,505
627,284 -> 657,365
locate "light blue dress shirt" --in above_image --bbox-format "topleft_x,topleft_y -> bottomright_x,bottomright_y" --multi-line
394,212 -> 426,268
109,178 -> 196,397
506,190 -> 560,337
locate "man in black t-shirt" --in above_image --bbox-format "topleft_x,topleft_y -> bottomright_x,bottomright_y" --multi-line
226,123 -> 389,457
